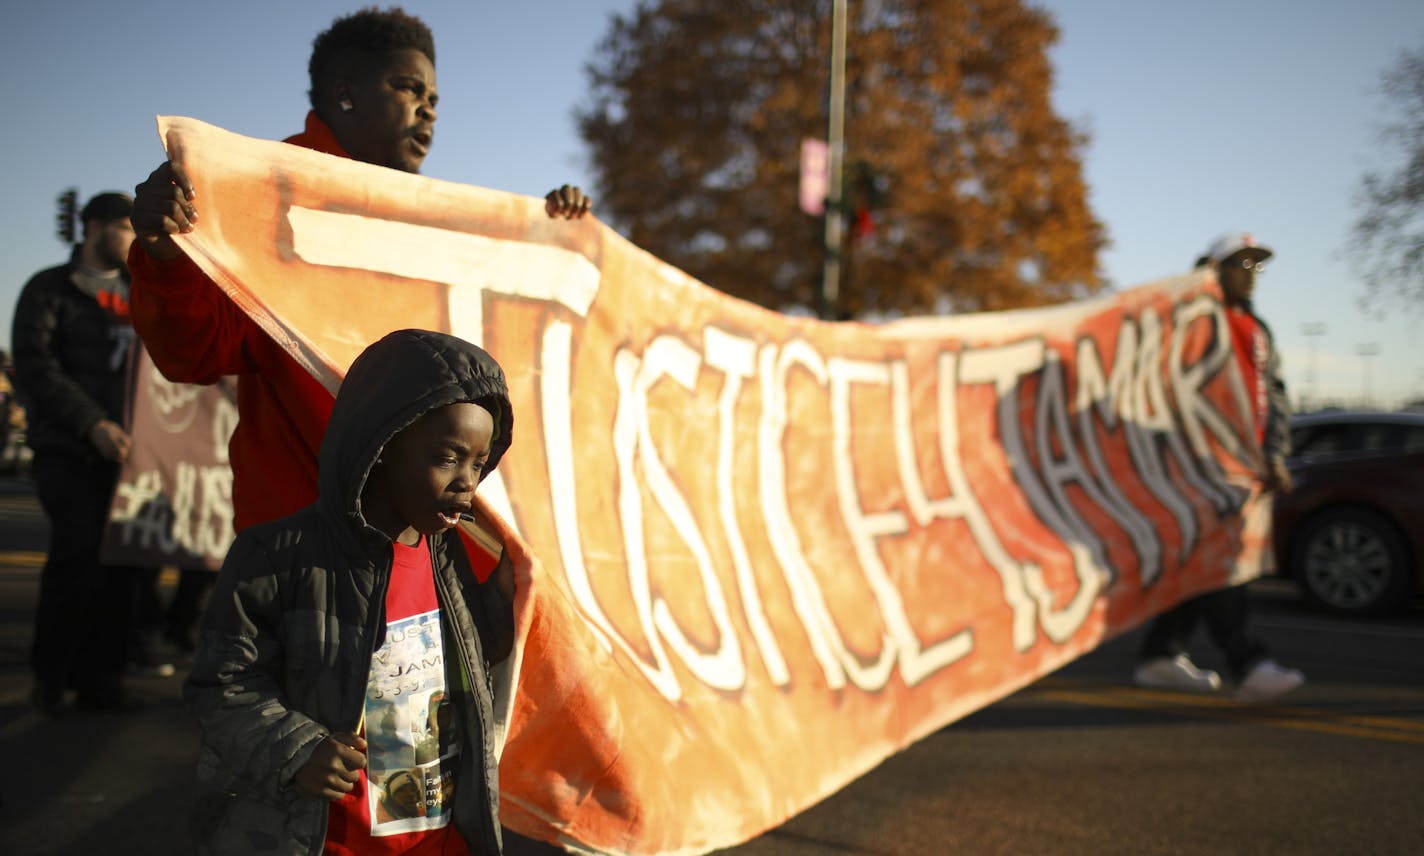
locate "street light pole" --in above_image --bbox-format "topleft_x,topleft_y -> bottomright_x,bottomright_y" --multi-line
1301,322 -> 1326,410
1356,342 -> 1379,408
819,0 -> 847,321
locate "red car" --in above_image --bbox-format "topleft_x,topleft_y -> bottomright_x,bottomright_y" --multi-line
1271,410 -> 1424,615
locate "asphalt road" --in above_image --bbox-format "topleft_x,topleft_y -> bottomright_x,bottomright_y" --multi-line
718,596 -> 1424,855
0,476 -> 1420,855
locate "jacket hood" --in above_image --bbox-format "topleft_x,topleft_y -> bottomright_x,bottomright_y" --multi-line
317,329 -> 513,527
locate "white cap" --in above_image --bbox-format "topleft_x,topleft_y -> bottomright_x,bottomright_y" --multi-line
1204,232 -> 1273,264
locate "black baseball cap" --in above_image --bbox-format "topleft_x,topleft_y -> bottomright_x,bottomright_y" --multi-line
80,192 -> 133,223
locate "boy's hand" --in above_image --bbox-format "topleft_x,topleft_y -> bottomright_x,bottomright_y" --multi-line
132,160 -> 198,262
544,184 -> 592,220
294,732 -> 367,801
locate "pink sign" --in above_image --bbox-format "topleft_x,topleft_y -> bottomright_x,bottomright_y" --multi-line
800,137 -> 829,215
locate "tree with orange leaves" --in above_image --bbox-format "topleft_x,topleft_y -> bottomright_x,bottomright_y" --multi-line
578,0 -> 1106,318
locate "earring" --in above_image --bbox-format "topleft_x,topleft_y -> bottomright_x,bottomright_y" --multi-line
339,99 -> 354,112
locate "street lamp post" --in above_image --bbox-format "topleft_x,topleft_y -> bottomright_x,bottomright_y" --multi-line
1301,322 -> 1326,410
819,0 -> 847,321
1356,342 -> 1380,408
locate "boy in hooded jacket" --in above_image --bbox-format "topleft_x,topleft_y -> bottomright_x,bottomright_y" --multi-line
184,329 -> 517,855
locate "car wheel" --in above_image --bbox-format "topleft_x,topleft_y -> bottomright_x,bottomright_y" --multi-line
1290,506 -> 1413,616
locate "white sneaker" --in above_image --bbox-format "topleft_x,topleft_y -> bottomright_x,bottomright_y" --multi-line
1235,659 -> 1304,703
1133,654 -> 1222,692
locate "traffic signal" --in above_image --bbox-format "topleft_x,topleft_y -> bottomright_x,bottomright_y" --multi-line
56,187 -> 78,244
848,160 -> 884,241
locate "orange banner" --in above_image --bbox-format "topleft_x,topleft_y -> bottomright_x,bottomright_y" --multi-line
154,116 -> 1273,855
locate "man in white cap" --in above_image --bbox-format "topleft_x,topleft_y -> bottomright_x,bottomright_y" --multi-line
1132,232 -> 1305,704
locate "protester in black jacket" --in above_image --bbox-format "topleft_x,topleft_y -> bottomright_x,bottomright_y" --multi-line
185,329 -> 516,854
12,191 -> 149,714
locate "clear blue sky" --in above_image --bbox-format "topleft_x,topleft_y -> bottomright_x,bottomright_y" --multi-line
3,0 -> 1421,406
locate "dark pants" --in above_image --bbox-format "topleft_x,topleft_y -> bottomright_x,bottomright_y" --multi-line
129,565 -> 214,663
29,453 -> 142,701
129,566 -> 166,667
1139,584 -> 1269,680
165,568 -> 215,651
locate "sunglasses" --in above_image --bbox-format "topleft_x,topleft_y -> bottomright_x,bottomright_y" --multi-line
1226,257 -> 1266,273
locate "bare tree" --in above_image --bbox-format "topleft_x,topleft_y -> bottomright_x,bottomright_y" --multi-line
1351,46 -> 1424,313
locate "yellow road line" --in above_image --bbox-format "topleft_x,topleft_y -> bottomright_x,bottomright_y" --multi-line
1029,685 -> 1424,746
1280,707 -> 1424,734
0,550 -> 44,567
0,555 -> 181,587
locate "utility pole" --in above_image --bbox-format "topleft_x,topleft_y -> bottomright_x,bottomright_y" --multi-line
1301,322 -> 1326,410
1356,342 -> 1379,409
819,0 -> 847,321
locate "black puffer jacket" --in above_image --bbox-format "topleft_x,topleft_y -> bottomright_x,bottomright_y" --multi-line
10,248 -> 133,461
183,329 -> 516,855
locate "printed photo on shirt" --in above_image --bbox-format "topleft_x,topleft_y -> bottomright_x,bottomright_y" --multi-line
364,610 -> 460,835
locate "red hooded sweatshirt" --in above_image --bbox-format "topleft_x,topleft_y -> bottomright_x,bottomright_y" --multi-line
127,112 -> 344,532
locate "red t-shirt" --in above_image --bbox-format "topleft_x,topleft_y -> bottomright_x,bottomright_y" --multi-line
1227,307 -> 1268,445
325,536 -> 470,855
